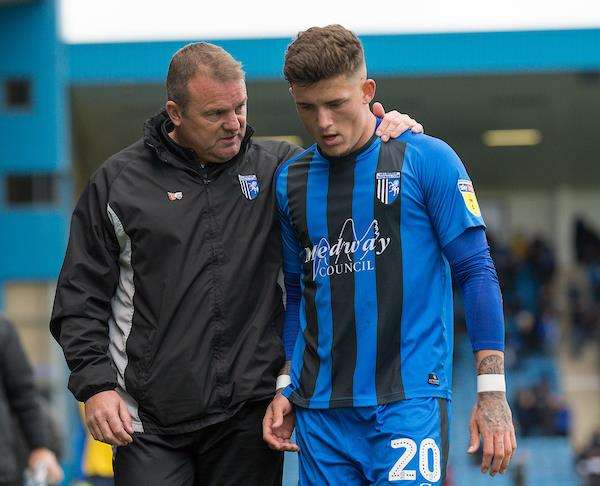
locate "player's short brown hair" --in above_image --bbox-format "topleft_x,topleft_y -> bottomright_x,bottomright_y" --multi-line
283,24 -> 364,86
166,42 -> 244,109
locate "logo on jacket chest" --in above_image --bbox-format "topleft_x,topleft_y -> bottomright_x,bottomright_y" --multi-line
238,174 -> 260,200
167,191 -> 183,201
376,172 -> 401,205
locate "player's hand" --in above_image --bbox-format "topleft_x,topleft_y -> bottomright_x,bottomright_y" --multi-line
262,393 -> 299,452
371,102 -> 424,142
467,391 -> 517,476
85,389 -> 134,446
28,447 -> 64,485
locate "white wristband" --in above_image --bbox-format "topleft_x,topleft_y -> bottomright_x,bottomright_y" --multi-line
276,374 -> 291,391
477,374 -> 506,393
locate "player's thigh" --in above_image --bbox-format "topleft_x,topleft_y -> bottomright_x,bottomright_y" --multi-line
113,433 -> 195,486
295,407 -> 368,486
370,398 -> 450,486
194,400 -> 283,486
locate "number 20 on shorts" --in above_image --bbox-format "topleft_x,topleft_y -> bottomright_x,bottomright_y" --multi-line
389,437 -> 442,482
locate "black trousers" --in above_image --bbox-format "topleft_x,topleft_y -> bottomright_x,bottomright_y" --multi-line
114,400 -> 283,486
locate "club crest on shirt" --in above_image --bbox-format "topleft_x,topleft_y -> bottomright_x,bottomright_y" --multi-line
457,179 -> 481,217
238,174 -> 259,200
376,172 -> 401,205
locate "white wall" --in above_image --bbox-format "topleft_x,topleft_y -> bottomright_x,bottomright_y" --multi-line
60,0 -> 600,43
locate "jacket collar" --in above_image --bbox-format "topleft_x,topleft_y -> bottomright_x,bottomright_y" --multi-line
143,110 -> 255,177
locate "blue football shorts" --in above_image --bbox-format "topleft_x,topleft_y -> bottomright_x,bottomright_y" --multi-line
295,397 -> 450,485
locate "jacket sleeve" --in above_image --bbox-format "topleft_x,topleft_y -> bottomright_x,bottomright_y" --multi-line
49,169 -> 120,402
0,319 -> 53,450
277,141 -> 304,164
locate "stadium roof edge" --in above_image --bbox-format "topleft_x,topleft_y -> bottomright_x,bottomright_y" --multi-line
66,28 -> 600,84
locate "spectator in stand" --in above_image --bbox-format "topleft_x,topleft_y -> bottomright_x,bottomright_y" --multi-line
549,395 -> 570,437
515,310 -> 539,354
576,427 -> 600,486
572,218 -> 600,354
514,388 -> 539,436
513,379 -> 570,438
0,316 -> 63,486
575,218 -> 600,266
527,236 -> 555,286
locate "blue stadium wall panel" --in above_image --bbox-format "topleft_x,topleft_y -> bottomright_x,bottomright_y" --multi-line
0,211 -> 67,280
67,28 -> 600,84
0,0 -> 70,291
0,0 -> 70,171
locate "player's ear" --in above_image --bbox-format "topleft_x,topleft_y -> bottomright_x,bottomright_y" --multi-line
166,100 -> 183,127
362,78 -> 376,105
289,85 -> 302,110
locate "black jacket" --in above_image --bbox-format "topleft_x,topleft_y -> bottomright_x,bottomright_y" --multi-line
0,317 -> 52,482
50,112 -> 302,434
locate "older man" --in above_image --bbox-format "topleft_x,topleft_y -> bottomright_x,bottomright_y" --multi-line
50,42 -> 421,485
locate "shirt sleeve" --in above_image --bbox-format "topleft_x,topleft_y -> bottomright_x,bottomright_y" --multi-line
274,164 -> 303,361
282,272 -> 301,360
417,137 -> 486,248
443,227 -> 505,352
275,165 -> 303,275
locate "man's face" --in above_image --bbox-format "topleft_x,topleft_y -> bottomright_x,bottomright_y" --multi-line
168,74 -> 247,164
291,73 -> 375,157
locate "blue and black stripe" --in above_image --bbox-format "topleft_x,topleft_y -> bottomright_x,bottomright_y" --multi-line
280,135 -> 407,408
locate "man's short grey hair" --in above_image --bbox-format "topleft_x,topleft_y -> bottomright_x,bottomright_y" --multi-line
166,42 -> 245,110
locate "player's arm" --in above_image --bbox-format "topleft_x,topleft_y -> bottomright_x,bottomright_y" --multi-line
264,269 -> 301,452
419,138 -> 516,476
264,273 -> 300,452
443,227 -> 516,476
50,170 -> 133,446
263,166 -> 301,452
277,271 -> 301,391
472,351 -> 516,475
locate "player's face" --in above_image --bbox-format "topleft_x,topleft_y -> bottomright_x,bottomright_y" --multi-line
291,72 -> 375,157
166,74 -> 247,164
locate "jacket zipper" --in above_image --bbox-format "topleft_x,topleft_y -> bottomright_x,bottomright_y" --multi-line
199,163 -> 228,403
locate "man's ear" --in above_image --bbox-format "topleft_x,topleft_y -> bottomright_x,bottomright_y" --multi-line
362,78 -> 376,105
166,100 -> 183,127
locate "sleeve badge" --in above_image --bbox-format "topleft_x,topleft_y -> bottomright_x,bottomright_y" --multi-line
457,179 -> 481,217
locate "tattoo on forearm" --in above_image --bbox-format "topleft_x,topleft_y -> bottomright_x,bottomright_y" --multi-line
473,355 -> 514,444
477,354 -> 504,375
279,361 -> 291,376
476,355 -> 512,430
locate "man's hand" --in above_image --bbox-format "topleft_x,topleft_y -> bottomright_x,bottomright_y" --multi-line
262,393 -> 299,452
85,389 -> 134,446
28,448 -> 64,485
371,102 -> 424,142
468,392 -> 517,476
468,353 -> 517,476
